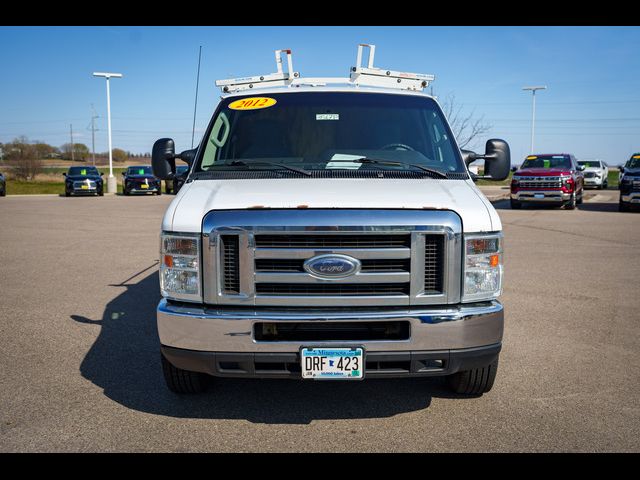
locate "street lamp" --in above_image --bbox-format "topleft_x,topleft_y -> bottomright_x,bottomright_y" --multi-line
522,85 -> 547,154
93,72 -> 123,194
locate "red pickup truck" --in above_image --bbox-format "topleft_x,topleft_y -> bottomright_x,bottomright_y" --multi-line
510,154 -> 585,210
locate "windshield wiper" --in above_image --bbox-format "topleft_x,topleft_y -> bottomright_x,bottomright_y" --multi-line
224,160 -> 312,177
329,158 -> 448,178
357,158 -> 448,178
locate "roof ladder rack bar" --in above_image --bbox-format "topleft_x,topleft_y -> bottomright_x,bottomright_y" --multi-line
215,49 -> 300,93
349,43 -> 435,91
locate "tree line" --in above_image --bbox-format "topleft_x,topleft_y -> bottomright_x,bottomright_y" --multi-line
0,136 -> 151,180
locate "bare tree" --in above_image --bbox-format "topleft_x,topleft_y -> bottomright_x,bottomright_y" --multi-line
4,136 -> 44,180
439,93 -> 492,150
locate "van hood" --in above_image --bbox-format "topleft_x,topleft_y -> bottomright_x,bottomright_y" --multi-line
162,178 -> 500,233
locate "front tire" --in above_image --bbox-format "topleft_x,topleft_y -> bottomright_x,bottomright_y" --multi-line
619,200 -> 629,212
510,199 -> 522,210
565,193 -> 576,210
577,190 -> 583,205
161,354 -> 209,394
448,359 -> 498,395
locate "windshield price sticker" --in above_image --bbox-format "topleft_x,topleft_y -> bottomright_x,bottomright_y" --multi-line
81,169 -> 87,175
138,169 -> 145,175
229,97 -> 277,110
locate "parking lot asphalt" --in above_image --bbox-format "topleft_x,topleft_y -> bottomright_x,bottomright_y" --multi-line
0,189 -> 639,452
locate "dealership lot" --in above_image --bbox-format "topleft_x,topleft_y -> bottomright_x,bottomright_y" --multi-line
0,190 -> 638,452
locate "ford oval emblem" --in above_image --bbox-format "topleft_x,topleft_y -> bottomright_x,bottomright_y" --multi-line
303,254 -> 361,279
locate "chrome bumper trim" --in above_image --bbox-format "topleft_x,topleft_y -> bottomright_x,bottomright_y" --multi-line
157,299 -> 504,352
511,190 -> 571,202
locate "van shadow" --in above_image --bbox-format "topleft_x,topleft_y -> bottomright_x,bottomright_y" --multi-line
72,269 -> 462,424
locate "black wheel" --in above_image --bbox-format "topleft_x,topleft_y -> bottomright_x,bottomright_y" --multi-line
156,189 -> 161,196
123,187 -> 128,196
65,190 -> 71,197
619,200 -> 629,212
1,189 -> 6,197
161,353 -> 209,394
565,193 -> 576,210
510,199 -> 522,210
448,358 -> 499,395
603,180 -> 608,189
98,189 -> 104,197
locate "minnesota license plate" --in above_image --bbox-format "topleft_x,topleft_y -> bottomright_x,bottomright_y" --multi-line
81,185 -> 89,190
301,347 -> 364,380
141,184 -> 149,189
534,193 -> 544,199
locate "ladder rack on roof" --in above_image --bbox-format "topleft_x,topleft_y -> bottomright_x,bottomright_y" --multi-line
215,44 -> 435,94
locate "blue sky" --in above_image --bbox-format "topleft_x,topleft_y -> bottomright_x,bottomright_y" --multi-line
1,26 -> 639,164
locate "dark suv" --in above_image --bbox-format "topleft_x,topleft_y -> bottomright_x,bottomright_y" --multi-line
63,166 -> 104,196
510,153 -> 585,209
619,153 -> 640,212
122,165 -> 161,195
0,172 -> 6,196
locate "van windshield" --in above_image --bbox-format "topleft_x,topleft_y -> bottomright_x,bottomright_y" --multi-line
196,92 -> 465,174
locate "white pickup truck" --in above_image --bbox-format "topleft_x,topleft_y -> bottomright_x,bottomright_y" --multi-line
151,45 -> 510,396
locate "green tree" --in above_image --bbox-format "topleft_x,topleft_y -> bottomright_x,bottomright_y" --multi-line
112,148 -> 128,163
60,143 -> 90,161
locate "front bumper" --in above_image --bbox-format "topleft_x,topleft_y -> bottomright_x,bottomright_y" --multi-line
126,184 -> 160,194
621,192 -> 640,204
70,186 -> 100,194
511,190 -> 571,203
584,177 -> 604,187
158,299 -> 504,378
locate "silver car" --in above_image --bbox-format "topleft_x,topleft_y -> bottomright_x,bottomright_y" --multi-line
578,159 -> 608,189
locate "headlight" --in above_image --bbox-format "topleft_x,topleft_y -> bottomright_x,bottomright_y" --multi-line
160,232 -> 201,302
462,233 -> 503,302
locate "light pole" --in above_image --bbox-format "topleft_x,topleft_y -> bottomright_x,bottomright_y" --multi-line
522,85 -> 547,154
93,72 -> 123,193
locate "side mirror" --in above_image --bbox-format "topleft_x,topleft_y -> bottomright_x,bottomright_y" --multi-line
152,138 -> 176,180
482,139 -> 511,181
177,148 -> 197,166
122,171 -> 125,175
619,166 -> 625,172
461,149 -> 477,168
577,165 -> 585,171
62,173 -> 67,177
100,172 -> 104,176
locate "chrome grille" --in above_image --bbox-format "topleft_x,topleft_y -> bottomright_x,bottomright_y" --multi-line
424,236 -> 444,292
255,258 -> 411,272
584,171 -> 596,178
518,177 -> 562,188
255,283 -> 410,296
255,234 -> 410,248
220,235 -> 240,294
73,180 -> 95,188
202,210 -> 463,307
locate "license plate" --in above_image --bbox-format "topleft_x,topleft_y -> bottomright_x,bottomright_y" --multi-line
301,347 -> 364,380
81,185 -> 89,190
534,193 -> 544,199
141,184 -> 149,189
